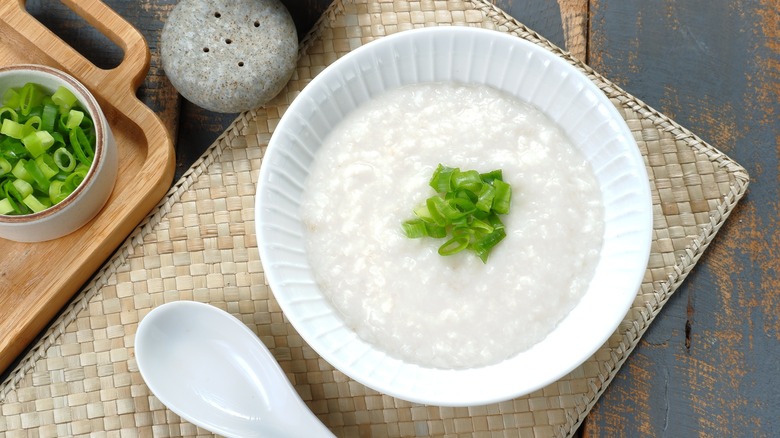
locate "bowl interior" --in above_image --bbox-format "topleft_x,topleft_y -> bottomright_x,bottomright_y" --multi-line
256,27 -> 652,406
0,65 -> 106,223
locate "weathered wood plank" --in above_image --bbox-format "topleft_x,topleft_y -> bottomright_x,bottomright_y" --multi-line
496,0 -> 566,49
494,0 -> 588,61
583,0 -> 779,436
556,0 -> 588,61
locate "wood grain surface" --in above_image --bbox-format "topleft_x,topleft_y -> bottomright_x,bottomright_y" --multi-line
13,0 -> 778,436
582,1 -> 779,436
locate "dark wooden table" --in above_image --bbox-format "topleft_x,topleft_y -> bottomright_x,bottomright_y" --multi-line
24,0 -> 778,436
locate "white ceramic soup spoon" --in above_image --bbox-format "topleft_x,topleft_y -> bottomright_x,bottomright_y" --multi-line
134,300 -> 334,438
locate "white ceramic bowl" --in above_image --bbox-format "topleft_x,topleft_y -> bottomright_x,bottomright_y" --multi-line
256,27 -> 652,406
0,65 -> 117,242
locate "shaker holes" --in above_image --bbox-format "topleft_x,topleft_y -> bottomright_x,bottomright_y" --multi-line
204,12 -> 263,65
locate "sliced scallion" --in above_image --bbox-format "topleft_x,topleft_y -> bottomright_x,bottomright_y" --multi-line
22,130 -> 54,158
0,198 -> 13,215
11,159 -> 32,183
53,147 -> 76,172
41,103 -> 58,132
438,235 -> 470,256
492,179 -> 511,214
69,127 -> 93,165
0,157 -> 10,176
2,89 -> 20,108
0,82 -> 96,215
64,109 -> 84,130
19,83 -> 44,116
401,164 -> 513,263
51,86 -> 77,113
0,107 -> 18,123
24,158 -> 50,191
1,118 -> 32,139
35,154 -> 59,179
48,180 -> 70,204
401,219 -> 427,239
22,193 -> 49,213
12,178 -> 33,199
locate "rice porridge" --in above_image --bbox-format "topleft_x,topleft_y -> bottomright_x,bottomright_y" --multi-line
300,82 -> 604,369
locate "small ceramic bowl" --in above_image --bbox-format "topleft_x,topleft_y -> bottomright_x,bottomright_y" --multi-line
0,65 -> 117,242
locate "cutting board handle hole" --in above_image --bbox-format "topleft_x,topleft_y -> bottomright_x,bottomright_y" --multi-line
25,0 -> 123,70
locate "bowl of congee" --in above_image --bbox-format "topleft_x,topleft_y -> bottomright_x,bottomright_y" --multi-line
255,27 -> 652,406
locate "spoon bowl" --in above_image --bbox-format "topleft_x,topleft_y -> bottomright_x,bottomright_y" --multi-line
134,300 -> 334,438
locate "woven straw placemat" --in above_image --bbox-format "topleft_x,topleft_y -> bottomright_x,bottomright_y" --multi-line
0,0 -> 749,436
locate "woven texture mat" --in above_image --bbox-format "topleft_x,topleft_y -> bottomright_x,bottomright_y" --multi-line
0,0 -> 749,436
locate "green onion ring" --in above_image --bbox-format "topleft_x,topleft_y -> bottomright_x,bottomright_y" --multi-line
53,147 -> 76,172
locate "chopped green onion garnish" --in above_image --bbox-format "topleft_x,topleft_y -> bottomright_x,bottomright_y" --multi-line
425,222 -> 447,238
492,179 -> 512,214
12,178 -> 33,199
64,166 -> 88,191
0,157 -> 10,176
11,159 -> 32,183
51,86 -> 77,113
35,154 -> 59,179
429,165 -> 455,193
41,103 -> 58,132
401,219 -> 427,238
22,193 -> 49,213
401,164 -> 513,263
0,82 -> 96,215
2,89 -> 20,108
0,107 -> 18,123
0,198 -> 13,215
53,147 -> 76,172
19,83 -> 44,116
1,118 -> 32,139
24,115 -> 42,131
438,235 -> 470,256
451,169 -> 482,193
22,130 -> 54,158
24,158 -> 50,191
3,179 -> 27,214
69,126 -> 93,165
475,183 -> 495,213
480,169 -> 503,183
64,109 -> 84,130
472,228 -> 507,263
48,180 -> 70,204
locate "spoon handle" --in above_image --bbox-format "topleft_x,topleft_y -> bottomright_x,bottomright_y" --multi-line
284,403 -> 335,437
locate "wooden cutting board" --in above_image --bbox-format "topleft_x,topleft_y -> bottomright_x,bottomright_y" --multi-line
0,0 -> 174,373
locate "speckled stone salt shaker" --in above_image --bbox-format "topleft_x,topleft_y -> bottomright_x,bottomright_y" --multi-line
161,0 -> 298,113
